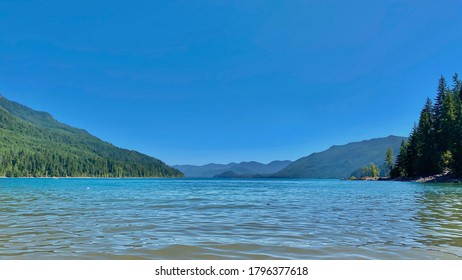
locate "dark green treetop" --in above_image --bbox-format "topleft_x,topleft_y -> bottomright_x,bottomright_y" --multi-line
391,73 -> 462,178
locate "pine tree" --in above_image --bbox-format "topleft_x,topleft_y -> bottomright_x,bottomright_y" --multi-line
452,73 -> 462,175
433,76 -> 448,155
392,74 -> 462,178
453,73 -> 462,100
440,91 -> 456,162
405,124 -> 419,177
391,140 -> 408,178
415,98 -> 439,175
454,113 -> 462,175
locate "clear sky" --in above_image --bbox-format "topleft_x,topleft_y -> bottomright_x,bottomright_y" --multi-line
1,0 -> 462,165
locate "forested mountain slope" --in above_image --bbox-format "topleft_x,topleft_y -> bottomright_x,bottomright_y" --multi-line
274,136 -> 406,179
0,95 -> 183,177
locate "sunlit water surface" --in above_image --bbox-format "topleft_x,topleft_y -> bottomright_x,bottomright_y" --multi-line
0,178 -> 461,259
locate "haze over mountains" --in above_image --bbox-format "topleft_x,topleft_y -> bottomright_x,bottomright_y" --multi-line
174,160 -> 292,178
274,136 -> 406,178
0,95 -> 183,177
177,136 -> 406,179
1,95 -> 405,179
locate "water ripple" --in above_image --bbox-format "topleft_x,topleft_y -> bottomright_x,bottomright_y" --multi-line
0,178 -> 461,259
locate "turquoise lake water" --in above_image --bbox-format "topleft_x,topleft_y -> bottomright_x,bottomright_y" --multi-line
0,178 -> 461,259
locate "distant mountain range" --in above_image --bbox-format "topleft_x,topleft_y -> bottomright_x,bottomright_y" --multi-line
176,136 -> 406,179
0,95 -> 183,177
173,160 -> 292,178
1,95 -> 406,179
273,135 -> 406,178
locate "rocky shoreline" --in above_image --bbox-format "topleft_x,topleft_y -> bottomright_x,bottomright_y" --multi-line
349,172 -> 462,183
393,172 -> 462,183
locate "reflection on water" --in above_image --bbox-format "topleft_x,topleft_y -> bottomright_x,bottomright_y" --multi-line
0,178 -> 461,259
416,184 -> 462,256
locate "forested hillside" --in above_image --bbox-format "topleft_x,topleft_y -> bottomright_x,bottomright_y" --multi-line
391,74 -> 462,178
0,95 -> 183,177
273,136 -> 405,179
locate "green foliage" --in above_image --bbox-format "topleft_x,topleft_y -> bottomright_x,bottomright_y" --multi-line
370,163 -> 380,178
391,73 -> 462,178
276,136 -> 406,179
361,166 -> 370,176
390,141 -> 408,178
433,76 -> 447,135
385,147 -> 393,176
441,150 -> 454,170
349,163 -> 380,179
0,96 -> 183,178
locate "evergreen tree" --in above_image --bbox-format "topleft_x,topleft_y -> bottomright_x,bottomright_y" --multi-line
454,114 -> 462,175
434,76 -> 448,123
415,98 -> 439,175
452,73 -> 462,175
391,140 -> 408,178
392,74 -> 462,178
440,90 -> 456,162
453,73 -> 462,100
433,76 -> 448,155
405,124 -> 419,176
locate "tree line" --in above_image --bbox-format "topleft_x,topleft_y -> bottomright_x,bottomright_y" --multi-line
391,73 -> 462,178
0,148 -> 178,177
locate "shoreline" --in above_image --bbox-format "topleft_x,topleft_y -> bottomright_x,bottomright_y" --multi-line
2,175 -> 462,183
393,173 -> 462,183
0,176 -> 183,179
348,173 -> 462,183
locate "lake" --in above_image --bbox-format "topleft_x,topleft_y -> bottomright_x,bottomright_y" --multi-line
0,178 -> 461,259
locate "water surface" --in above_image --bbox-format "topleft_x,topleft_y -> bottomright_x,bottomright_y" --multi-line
0,178 -> 461,259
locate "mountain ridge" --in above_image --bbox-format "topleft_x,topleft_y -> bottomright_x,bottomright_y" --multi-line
174,160 -> 292,178
273,135 -> 407,178
0,95 -> 183,178
175,136 -> 406,179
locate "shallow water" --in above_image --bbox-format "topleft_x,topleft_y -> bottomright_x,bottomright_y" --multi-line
0,178 -> 461,259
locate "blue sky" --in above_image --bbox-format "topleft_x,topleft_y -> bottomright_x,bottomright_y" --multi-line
1,0 -> 462,165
